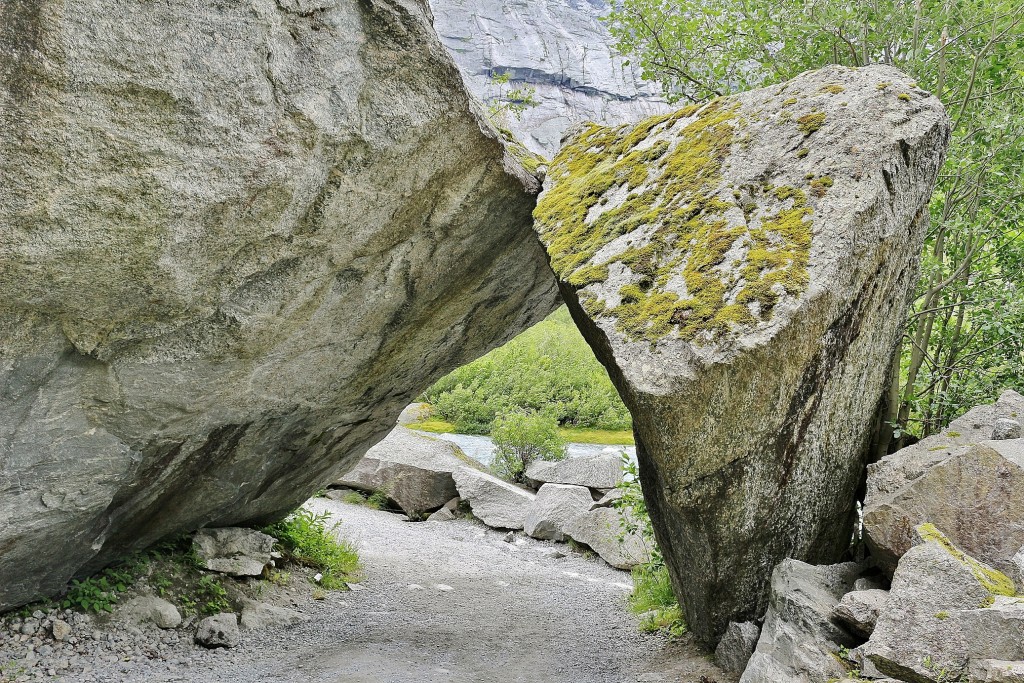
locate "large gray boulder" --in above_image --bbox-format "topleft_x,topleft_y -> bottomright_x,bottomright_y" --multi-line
192,527 -> 276,577
430,0 -> 672,155
862,525 -> 1021,682
714,621 -> 761,677
336,426 -> 482,518
451,467 -> 535,529
739,560 -> 862,683
864,391 -> 1024,576
525,452 -> 624,490
523,483 -> 594,541
119,596 -> 182,630
562,506 -> 651,570
534,63 -> 949,643
0,0 -> 558,610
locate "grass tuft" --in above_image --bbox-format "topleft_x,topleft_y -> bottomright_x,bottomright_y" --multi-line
262,509 -> 361,590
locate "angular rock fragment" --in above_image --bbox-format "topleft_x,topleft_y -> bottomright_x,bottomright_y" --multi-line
714,621 -> 760,676
833,589 -> 888,637
192,528 -> 276,577
120,596 -> 182,630
534,63 -> 949,643
563,507 -> 651,570
525,453 -> 624,490
451,467 -> 535,529
0,0 -> 558,610
863,525 -> 1022,682
864,430 -> 1024,576
239,600 -> 308,631
523,483 -> 595,541
993,418 -> 1023,440
740,560 -> 862,683
337,427 -> 482,518
970,660 -> 1024,683
195,613 -> 241,649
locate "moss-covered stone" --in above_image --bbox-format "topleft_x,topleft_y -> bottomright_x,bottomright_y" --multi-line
917,523 -> 1017,597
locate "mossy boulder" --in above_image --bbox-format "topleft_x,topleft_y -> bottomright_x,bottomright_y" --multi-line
534,64 -> 949,644
0,0 -> 557,611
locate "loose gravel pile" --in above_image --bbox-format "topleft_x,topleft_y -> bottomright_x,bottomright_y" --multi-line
1,499 -> 731,682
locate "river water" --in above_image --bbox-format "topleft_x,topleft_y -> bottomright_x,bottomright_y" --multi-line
413,430 -> 637,467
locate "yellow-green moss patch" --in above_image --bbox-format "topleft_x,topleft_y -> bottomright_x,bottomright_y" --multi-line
820,84 -> 845,94
797,112 -> 827,135
917,523 -> 1017,597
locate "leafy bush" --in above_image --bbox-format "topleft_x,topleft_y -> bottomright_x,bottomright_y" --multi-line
613,457 -> 686,636
490,409 -> 566,483
422,307 -> 631,434
61,560 -> 147,613
262,508 -> 360,590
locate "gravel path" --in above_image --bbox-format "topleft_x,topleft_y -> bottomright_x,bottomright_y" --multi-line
3,499 -> 731,682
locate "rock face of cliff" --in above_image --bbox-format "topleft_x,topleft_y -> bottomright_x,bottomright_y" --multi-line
429,0 -> 672,156
0,0 -> 558,610
534,64 -> 949,644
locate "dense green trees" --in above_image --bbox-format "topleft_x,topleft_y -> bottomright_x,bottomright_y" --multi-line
422,307 -> 632,434
607,0 -> 1024,449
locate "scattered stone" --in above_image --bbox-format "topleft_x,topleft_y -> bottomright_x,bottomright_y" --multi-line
192,528 -> 276,577
833,589 -> 888,637
503,532 -> 516,543
563,507 -> 651,570
195,614 -> 240,649
238,600 -> 308,631
50,620 -> 71,642
525,453 -> 624,490
853,576 -> 887,592
536,63 -> 949,644
346,583 -> 366,592
714,621 -> 760,676
336,427 -> 483,518
864,433 -> 1024,576
740,560 -> 863,683
452,467 -> 536,530
524,483 -> 595,541
534,547 -> 566,560
589,488 -> 625,510
993,418 -> 1022,441
120,596 -> 182,630
426,507 -> 457,522
862,524 -> 1022,682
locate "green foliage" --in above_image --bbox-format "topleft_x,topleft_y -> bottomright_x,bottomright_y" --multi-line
365,491 -> 390,511
490,409 -> 567,483
607,0 -> 1024,443
61,560 -> 147,613
195,575 -> 230,615
612,457 -> 686,636
262,508 -> 361,590
423,307 -> 632,434
487,71 -> 539,122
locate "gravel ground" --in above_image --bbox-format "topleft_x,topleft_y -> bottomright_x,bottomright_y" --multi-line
1,499 -> 732,683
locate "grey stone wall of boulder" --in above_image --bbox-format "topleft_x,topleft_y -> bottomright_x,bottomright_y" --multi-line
534,64 -> 950,644
0,0 -> 559,611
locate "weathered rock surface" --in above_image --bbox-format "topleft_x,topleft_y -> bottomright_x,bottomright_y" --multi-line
239,600 -> 308,631
563,506 -> 651,570
525,452 -> 624,490
523,483 -> 594,541
993,418 -> 1023,441
534,63 -> 949,643
430,0 -> 672,155
452,467 -> 535,529
195,613 -> 240,649
192,528 -> 276,577
833,589 -> 888,637
740,560 -> 862,683
336,426 -> 482,518
864,391 -> 1024,576
863,525 -> 1022,682
119,596 -> 182,630
714,621 -> 760,676
970,660 -> 1024,683
0,0 -> 558,610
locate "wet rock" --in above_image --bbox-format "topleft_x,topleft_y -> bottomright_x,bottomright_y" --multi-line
864,430 -> 1024,576
523,483 -> 594,541
563,507 -> 651,570
0,0 -> 558,611
535,63 -> 949,643
740,560 -> 863,683
714,621 -> 760,676
120,596 -> 182,630
452,467 -> 535,529
195,614 -> 240,649
192,528 -> 276,577
862,525 -> 1022,682
833,589 -> 888,637
337,427 -> 483,518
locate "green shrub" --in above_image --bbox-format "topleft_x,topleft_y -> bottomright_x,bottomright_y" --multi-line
61,559 -> 147,613
262,508 -> 361,590
490,409 -> 566,483
422,307 -> 631,434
